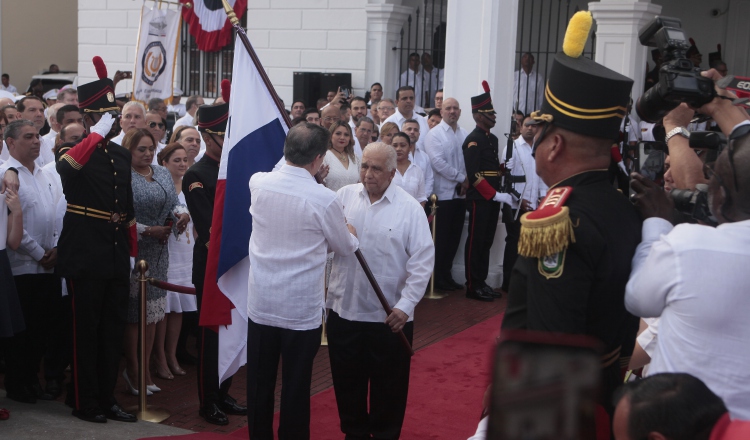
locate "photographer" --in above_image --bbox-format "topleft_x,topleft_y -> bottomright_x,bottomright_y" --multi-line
661,103 -> 708,190
626,68 -> 750,420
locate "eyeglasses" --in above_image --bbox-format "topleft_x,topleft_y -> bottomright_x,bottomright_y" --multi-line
323,117 -> 338,122
378,106 -> 394,112
148,122 -> 165,129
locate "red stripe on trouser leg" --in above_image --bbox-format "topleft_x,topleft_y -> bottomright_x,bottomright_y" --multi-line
466,201 -> 476,290
70,281 -> 80,410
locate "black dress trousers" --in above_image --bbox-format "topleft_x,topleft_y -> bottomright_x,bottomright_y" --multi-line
464,199 -> 501,291
327,311 -> 413,440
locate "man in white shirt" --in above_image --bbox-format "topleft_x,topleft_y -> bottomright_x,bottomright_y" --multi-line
1,73 -> 18,94
512,52 -> 545,117
418,52 -> 443,108
17,96 -> 55,167
111,101 -> 147,146
376,99 -> 396,128
382,86 -> 430,151
500,116 -> 548,292
424,100 -> 469,291
402,119 -> 434,197
397,53 -> 423,104
0,120 -> 63,403
42,103 -> 64,145
56,88 -> 78,106
625,110 -> 750,421
327,142 -> 434,440
173,95 -> 204,129
246,122 -> 359,439
166,88 -> 186,117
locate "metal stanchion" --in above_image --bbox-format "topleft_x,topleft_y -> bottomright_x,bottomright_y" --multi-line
321,267 -> 329,346
125,260 -> 170,423
425,194 -> 447,299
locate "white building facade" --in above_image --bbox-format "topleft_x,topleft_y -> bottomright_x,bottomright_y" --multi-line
73,0 -> 747,286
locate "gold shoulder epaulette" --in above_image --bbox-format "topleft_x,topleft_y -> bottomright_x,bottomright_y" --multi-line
518,186 -> 576,258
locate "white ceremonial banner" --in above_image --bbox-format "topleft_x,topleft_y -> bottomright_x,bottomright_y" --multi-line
133,6 -> 181,103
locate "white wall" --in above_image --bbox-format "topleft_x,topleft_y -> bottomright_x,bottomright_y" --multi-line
248,0 -> 368,106
77,0 -> 143,96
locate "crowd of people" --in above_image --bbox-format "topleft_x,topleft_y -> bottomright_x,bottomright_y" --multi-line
0,11 -> 749,440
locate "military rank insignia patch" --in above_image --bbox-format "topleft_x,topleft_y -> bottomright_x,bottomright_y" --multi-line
189,182 -> 203,191
467,142 -> 477,148
538,250 -> 566,279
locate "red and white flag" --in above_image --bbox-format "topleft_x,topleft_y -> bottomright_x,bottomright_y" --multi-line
180,0 -> 247,52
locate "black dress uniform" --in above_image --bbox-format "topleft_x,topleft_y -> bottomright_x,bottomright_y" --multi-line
501,11 -> 641,431
462,86 -> 502,300
182,85 -> 245,425
56,57 -> 137,422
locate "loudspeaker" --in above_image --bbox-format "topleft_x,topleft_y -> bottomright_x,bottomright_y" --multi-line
320,73 -> 352,98
293,72 -> 321,109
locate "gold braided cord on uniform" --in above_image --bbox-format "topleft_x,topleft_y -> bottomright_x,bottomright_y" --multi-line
127,218 -> 136,227
60,154 -> 83,170
203,129 -> 225,135
518,207 -> 576,258
545,84 -> 626,120
530,111 -> 553,123
82,107 -> 120,113
477,109 -> 495,113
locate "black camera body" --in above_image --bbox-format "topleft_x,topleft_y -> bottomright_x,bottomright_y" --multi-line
670,184 -> 716,226
636,17 -> 716,123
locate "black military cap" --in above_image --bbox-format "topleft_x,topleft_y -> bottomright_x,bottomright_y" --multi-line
78,56 -> 119,114
532,11 -> 633,141
197,79 -> 230,135
471,80 -> 495,115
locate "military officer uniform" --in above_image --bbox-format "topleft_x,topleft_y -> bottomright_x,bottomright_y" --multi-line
462,84 -> 503,301
501,11 -> 641,426
56,57 -> 138,423
182,94 -> 245,425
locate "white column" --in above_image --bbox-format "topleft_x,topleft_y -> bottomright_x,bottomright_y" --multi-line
365,1 -> 413,100
589,1 -> 662,106
442,0 -> 520,287
725,0 -> 750,75
443,0 -> 519,137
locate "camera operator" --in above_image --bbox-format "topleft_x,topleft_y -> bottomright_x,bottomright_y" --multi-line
626,68 -> 750,421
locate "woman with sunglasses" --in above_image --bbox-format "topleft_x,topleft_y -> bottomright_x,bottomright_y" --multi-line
146,111 -> 167,164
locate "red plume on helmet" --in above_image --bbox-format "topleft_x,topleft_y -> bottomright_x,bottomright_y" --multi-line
482,80 -> 490,93
221,79 -> 231,104
93,56 -> 107,80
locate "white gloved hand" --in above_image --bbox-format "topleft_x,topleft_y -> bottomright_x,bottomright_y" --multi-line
91,112 -> 115,138
130,257 -> 135,272
493,192 -> 514,205
617,161 -> 628,175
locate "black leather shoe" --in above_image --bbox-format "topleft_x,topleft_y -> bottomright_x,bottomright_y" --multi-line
434,280 -> 457,291
45,379 -> 62,399
465,288 -> 494,302
447,279 -> 464,290
219,395 -> 247,415
6,387 -> 37,404
199,403 -> 229,425
105,404 -> 137,423
482,286 -> 502,299
31,383 -> 55,401
72,407 -> 107,423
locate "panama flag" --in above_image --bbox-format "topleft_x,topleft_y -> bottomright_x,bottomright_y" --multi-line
200,35 -> 288,383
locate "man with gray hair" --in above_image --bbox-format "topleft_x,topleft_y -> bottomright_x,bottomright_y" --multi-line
110,101 -> 146,145
174,95 -> 205,129
327,142 -> 434,439
56,88 -> 79,106
246,122 -> 359,439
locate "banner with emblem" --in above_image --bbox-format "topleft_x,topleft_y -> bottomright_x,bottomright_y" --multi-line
132,5 -> 181,103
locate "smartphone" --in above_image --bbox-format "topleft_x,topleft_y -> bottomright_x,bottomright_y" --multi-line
636,141 -> 666,186
123,71 -> 133,79
487,330 -> 601,440
340,86 -> 351,99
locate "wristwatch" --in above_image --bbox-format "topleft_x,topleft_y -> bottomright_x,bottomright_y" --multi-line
665,126 -> 690,144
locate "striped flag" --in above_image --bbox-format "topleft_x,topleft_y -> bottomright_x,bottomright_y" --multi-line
200,35 -> 288,383
180,0 -> 247,52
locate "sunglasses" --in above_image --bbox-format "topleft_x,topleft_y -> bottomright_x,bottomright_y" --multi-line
148,121 -> 165,129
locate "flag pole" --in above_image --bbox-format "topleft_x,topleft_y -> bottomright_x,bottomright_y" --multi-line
221,0 -> 292,129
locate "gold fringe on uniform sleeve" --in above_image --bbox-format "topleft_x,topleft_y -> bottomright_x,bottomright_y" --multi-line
518,207 -> 576,258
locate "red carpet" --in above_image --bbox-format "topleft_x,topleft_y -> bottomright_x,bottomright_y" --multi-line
141,313 -> 502,440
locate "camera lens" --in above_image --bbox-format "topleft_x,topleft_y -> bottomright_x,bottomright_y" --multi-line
636,84 -> 679,123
